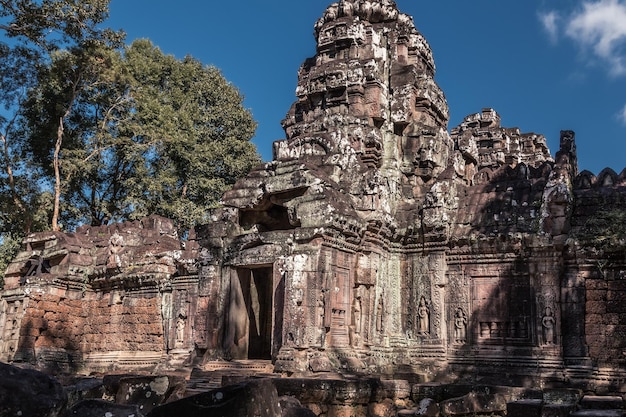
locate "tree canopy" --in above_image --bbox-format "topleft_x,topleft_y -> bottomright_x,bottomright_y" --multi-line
0,0 -> 260,282
121,39 -> 259,229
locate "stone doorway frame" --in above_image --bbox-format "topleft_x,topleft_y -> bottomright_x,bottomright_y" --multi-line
225,265 -> 276,360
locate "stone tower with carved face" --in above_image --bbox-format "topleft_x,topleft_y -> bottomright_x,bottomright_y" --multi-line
279,0 -> 453,217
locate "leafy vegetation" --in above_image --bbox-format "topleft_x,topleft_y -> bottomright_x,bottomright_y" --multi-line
577,208 -> 626,254
0,234 -> 19,288
0,0 -> 260,283
120,39 -> 259,229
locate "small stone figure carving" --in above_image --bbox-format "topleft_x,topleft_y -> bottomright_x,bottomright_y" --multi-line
349,325 -> 362,348
0,300 -> 6,335
107,232 -> 124,269
376,292 -> 385,332
317,290 -> 325,326
542,307 -> 556,345
352,292 -> 362,334
318,290 -> 328,346
418,296 -> 430,335
454,307 -> 467,343
176,309 -> 187,347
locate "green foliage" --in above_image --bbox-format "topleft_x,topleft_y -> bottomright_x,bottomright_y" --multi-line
22,41 -> 134,228
1,2 -> 260,237
121,40 -> 259,229
0,234 -> 20,288
578,208 -> 626,254
0,0 -> 124,49
22,39 -> 260,230
1,0 -> 125,232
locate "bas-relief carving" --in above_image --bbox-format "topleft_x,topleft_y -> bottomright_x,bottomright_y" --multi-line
176,308 -> 187,347
542,307 -> 556,346
453,307 -> 468,344
0,299 -> 6,331
401,126 -> 451,181
317,289 -> 329,347
417,296 -> 430,336
161,291 -> 173,350
351,289 -> 362,335
539,288 -> 558,346
375,293 -> 383,332
431,285 -> 445,340
107,232 -> 124,270
4,0 -> 626,382
0,299 -> 6,357
386,256 -> 403,336
406,256 -> 427,338
430,252 -> 447,341
0,299 -> 23,360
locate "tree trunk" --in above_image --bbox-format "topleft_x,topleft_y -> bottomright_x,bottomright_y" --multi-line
1,127 -> 30,234
51,117 -> 63,232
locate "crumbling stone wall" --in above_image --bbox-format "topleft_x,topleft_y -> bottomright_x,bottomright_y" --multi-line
1,0 -> 626,389
0,215 -> 199,371
568,170 -> 626,368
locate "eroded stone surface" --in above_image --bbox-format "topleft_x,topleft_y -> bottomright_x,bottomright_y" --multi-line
146,378 -> 281,417
64,400 -> 144,417
0,362 -> 67,417
1,0 -> 626,393
440,391 -> 507,416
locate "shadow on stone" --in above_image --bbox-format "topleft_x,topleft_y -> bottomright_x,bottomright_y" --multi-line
0,362 -> 67,417
63,399 -> 143,417
147,378 -> 281,417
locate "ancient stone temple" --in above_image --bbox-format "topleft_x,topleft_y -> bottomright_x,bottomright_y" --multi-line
1,0 -> 626,389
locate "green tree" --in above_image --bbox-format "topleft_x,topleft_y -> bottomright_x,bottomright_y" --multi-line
22,42 -> 134,228
0,233 -> 19,287
121,39 -> 259,229
23,39 -> 260,230
1,1 -> 259,245
1,0 -> 122,281
1,0 -> 124,233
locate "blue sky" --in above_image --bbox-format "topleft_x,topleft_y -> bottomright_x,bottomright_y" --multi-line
107,0 -> 626,175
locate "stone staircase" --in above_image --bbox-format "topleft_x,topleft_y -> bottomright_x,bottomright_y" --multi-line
185,360 -> 278,396
570,396 -> 625,417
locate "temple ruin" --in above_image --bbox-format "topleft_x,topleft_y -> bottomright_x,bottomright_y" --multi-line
2,0 -> 626,391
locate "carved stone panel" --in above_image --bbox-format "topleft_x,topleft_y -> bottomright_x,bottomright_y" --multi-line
329,268 -> 350,347
471,275 -> 534,345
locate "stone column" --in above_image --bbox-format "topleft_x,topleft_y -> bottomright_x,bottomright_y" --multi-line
160,288 -> 173,351
429,251 -> 447,343
561,264 -> 589,360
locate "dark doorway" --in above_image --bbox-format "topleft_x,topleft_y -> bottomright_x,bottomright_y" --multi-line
237,267 -> 273,360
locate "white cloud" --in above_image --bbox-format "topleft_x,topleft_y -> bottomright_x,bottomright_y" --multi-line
618,104 -> 626,124
538,11 -> 560,44
565,0 -> 626,76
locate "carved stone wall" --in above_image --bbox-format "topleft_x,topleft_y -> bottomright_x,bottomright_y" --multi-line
1,0 -> 626,388
0,216 -> 199,371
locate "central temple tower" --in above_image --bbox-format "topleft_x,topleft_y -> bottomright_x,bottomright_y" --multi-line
203,0 -> 570,375
280,0 -> 452,208
209,0 -> 460,369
